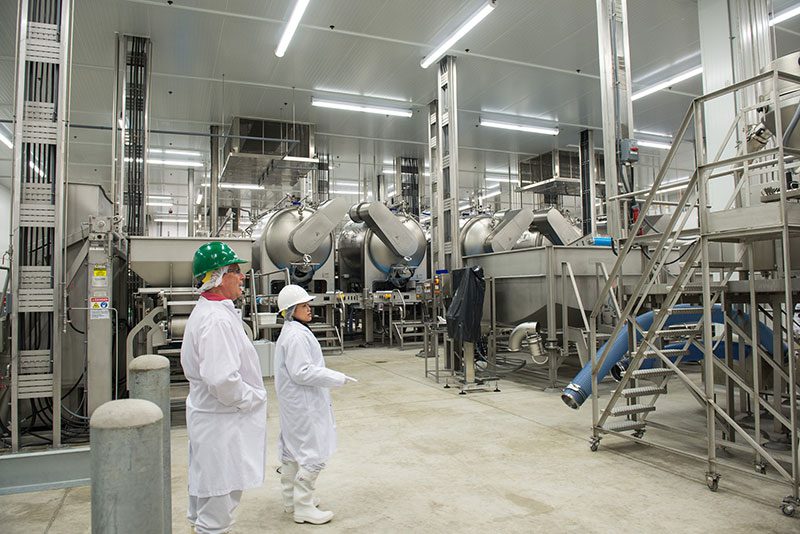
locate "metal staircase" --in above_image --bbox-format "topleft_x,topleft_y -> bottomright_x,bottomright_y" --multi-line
587,68 -> 800,515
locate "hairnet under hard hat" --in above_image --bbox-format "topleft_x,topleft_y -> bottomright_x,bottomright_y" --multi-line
197,265 -> 229,293
282,304 -> 296,321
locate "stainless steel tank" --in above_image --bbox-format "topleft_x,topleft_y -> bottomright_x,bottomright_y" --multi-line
251,206 -> 333,285
459,213 -> 549,256
337,214 -> 427,290
459,214 -> 494,256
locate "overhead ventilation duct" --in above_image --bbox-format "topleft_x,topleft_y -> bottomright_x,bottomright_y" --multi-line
221,117 -> 318,185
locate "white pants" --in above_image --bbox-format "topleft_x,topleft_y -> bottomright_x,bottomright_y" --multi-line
188,491 -> 242,534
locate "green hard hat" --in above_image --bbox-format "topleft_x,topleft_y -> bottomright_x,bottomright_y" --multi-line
192,241 -> 247,278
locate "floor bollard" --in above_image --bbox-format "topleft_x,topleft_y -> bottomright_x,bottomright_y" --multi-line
90,398 -> 164,534
130,354 -> 172,533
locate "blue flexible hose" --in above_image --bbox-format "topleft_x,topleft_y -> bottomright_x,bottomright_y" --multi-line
561,304 -> 779,409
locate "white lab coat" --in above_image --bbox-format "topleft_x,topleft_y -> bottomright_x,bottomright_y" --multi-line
180,297 -> 268,498
274,320 -> 346,466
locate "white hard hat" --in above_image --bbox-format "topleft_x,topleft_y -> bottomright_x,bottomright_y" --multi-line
277,284 -> 315,313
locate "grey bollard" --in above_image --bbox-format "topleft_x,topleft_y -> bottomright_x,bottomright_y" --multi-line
130,354 -> 172,534
91,399 -> 164,534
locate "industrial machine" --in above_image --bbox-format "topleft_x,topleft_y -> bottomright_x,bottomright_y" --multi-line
125,237 -> 253,375
338,202 -> 428,293
250,197 -> 349,294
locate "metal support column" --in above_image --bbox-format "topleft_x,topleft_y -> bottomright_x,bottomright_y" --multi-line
579,129 -> 597,237
595,0 -> 634,239
187,168 -> 195,237
210,125 -> 220,233
10,0 -> 73,451
115,35 -> 152,237
429,55 -> 462,273
85,217 -> 114,414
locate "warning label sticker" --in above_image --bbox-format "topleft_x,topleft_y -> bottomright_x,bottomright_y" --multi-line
92,265 -> 108,287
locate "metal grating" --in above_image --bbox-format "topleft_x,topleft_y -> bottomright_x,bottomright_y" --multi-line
18,374 -> 55,399
18,289 -> 55,312
19,350 -> 52,374
19,204 -> 56,226
21,183 -> 54,204
26,23 -> 61,63
19,266 -> 53,287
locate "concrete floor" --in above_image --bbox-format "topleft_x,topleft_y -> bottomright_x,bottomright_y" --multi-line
1,347 -> 798,533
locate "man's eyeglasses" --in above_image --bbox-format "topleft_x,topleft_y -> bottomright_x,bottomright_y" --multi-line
227,266 -> 242,274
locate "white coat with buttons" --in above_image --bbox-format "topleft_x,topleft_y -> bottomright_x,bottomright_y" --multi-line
180,297 -> 267,497
274,320 -> 346,466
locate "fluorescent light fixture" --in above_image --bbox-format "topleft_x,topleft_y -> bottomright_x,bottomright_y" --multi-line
480,190 -> 502,201
153,218 -> 187,223
195,192 -> 203,205
770,5 -> 800,25
420,0 -> 496,68
422,172 -> 431,177
333,182 -> 360,188
329,189 -> 360,195
283,155 -> 319,163
480,118 -> 559,136
201,183 -> 210,187
458,202 -> 471,210
635,129 -> 672,139
275,0 -> 310,57
383,160 -> 394,165
146,201 -> 173,207
148,195 -> 172,201
485,167 -> 517,175
382,168 -> 396,174
487,182 -> 501,189
638,140 -> 672,150
485,175 -> 512,183
632,66 -> 703,101
149,158 -> 204,167
218,183 -> 264,190
311,97 -> 412,118
0,129 -> 12,149
149,148 -> 202,157
147,158 -> 203,167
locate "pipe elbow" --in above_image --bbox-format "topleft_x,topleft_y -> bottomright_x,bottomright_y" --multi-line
508,322 -> 540,352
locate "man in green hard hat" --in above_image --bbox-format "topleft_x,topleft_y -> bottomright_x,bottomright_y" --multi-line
180,241 -> 267,534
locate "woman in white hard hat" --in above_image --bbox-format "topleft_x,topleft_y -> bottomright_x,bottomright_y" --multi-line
274,284 -> 357,525
181,242 -> 267,534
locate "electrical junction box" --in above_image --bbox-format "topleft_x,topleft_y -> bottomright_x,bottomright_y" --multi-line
618,138 -> 640,163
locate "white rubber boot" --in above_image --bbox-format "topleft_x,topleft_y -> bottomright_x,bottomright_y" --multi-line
280,461 -> 299,513
280,462 -> 319,513
293,468 -> 334,524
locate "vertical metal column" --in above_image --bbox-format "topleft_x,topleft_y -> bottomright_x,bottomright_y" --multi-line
86,217 -> 114,414
579,129 -> 597,236
187,168 -> 195,237
115,35 -> 151,237
396,156 -> 420,216
210,125 -> 220,233
429,56 -> 462,273
595,0 -> 634,239
10,0 -> 73,451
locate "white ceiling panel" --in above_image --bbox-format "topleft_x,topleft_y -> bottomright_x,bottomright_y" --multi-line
0,0 -> 797,199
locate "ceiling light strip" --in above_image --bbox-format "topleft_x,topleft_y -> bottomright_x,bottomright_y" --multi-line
311,98 -> 412,118
479,118 -> 559,136
275,0 -> 311,58
420,0 -> 496,69
631,66 -> 703,101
